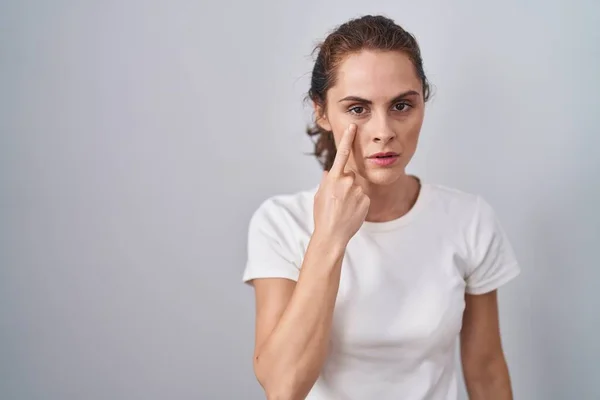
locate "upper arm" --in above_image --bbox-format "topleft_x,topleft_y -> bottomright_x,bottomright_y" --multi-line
243,200 -> 301,284
461,291 -> 514,398
242,201 -> 301,359
460,290 -> 504,370
242,200 -> 303,371
464,196 -> 520,295
251,278 -> 296,359
460,197 -> 518,366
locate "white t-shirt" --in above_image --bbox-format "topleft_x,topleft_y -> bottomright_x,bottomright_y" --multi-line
242,180 -> 520,400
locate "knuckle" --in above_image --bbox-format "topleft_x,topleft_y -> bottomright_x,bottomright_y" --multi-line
342,176 -> 354,188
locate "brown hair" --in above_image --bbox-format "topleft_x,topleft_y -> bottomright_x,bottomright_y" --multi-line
306,15 -> 431,170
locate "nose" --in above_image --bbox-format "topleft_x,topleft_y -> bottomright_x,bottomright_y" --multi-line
372,115 -> 396,144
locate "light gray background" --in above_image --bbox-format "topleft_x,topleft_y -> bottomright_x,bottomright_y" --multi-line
1,1 -> 599,399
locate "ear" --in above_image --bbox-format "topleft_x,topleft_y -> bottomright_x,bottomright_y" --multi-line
313,101 -> 332,131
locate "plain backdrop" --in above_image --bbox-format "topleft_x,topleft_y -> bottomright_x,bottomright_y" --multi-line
1,0 -> 599,399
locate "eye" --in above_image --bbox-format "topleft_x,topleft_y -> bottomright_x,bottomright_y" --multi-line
348,106 -> 366,115
393,102 -> 411,112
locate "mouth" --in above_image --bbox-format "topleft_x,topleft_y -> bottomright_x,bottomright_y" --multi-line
367,152 -> 400,159
366,152 -> 400,167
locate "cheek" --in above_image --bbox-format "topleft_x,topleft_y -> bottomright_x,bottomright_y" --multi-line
403,122 -> 421,141
328,111 -> 353,139
397,113 -> 424,143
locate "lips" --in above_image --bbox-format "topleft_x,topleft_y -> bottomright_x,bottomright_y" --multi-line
368,152 -> 399,159
367,152 -> 400,167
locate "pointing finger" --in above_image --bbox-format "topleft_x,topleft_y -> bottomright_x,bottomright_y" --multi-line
329,124 -> 357,177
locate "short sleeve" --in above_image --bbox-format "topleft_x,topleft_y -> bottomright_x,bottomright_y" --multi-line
242,200 -> 301,285
465,196 -> 521,295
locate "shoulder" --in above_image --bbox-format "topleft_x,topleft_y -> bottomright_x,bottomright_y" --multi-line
249,186 -> 317,236
424,182 -> 485,220
422,182 -> 504,243
243,187 -> 316,283
423,182 -> 520,293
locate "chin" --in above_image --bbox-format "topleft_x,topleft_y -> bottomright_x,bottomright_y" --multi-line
361,167 -> 406,186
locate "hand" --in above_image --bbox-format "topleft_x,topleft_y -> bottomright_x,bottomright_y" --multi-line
313,124 -> 370,246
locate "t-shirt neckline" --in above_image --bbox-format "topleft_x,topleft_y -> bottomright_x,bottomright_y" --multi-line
360,176 -> 431,233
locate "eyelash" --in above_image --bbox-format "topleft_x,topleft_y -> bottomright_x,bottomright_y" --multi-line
347,102 -> 412,116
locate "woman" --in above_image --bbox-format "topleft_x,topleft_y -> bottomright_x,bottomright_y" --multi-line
242,15 -> 520,400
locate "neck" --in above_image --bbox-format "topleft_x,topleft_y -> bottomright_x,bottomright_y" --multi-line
356,173 -> 421,223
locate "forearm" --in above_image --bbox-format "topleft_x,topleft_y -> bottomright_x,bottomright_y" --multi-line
255,233 -> 346,399
464,358 -> 513,400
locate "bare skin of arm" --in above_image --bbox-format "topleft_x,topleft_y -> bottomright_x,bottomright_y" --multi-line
461,290 -> 514,399
250,124 -> 369,400
252,237 -> 345,400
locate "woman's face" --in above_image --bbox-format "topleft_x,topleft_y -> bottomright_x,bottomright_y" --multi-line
317,50 -> 425,186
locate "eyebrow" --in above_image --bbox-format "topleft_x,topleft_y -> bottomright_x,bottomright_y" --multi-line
338,90 -> 420,104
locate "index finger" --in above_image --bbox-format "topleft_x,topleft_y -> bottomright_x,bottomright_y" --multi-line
329,124 -> 357,176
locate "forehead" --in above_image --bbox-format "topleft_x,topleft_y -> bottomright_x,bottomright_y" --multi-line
331,50 -> 422,99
